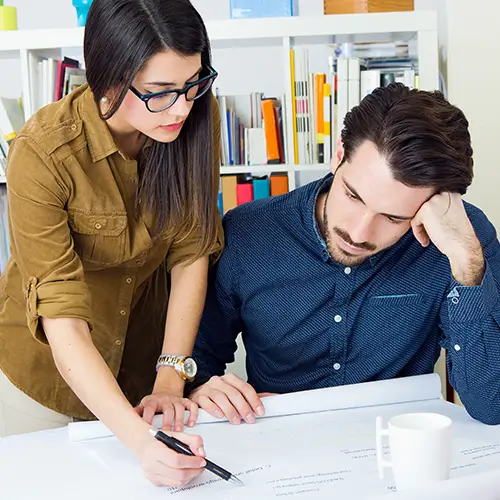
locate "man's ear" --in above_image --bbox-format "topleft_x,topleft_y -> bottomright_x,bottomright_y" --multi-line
330,136 -> 345,174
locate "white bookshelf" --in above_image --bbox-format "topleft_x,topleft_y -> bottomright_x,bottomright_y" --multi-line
0,11 -> 439,189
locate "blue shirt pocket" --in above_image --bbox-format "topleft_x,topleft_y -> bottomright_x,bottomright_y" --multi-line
365,293 -> 424,307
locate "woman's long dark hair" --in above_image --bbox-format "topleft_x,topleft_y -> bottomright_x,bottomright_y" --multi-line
84,0 -> 218,258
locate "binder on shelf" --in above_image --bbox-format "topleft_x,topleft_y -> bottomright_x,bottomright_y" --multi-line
261,99 -> 281,164
323,82 -> 331,164
270,173 -> 289,196
237,182 -> 254,206
253,177 -> 271,200
221,175 -> 238,214
315,73 -> 326,164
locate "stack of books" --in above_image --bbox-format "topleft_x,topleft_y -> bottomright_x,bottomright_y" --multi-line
290,41 -> 416,166
218,173 -> 289,214
28,55 -> 86,112
215,90 -> 288,167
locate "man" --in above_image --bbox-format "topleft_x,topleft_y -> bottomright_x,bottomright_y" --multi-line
188,83 -> 500,426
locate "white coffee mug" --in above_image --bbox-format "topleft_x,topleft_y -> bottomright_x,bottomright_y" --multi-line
376,412 -> 452,491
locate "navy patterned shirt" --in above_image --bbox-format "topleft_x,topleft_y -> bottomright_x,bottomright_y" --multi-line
193,175 -> 500,425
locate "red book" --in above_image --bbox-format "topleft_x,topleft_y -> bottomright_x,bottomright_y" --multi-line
237,183 -> 254,205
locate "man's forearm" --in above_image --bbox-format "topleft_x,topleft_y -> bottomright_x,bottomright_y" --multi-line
43,317 -> 148,454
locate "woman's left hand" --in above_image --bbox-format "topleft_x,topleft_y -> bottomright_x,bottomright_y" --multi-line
135,393 -> 199,431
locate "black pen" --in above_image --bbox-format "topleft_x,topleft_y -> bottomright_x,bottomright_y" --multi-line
149,428 -> 244,486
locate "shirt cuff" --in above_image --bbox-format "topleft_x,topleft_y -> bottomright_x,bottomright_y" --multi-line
26,277 -> 93,344
184,376 -> 211,398
447,262 -> 499,324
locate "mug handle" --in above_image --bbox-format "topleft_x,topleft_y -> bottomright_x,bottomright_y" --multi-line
376,416 -> 392,479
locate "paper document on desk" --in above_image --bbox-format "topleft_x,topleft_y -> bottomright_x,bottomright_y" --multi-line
69,373 -> 441,442
76,374 -> 500,499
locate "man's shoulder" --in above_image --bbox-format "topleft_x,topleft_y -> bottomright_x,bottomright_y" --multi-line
463,200 -> 498,243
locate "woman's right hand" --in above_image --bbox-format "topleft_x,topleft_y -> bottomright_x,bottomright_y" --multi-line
138,430 -> 207,488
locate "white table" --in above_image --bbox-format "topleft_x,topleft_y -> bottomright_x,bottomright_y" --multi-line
1,375 -> 500,500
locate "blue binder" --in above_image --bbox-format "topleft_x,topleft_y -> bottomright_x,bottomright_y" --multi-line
253,178 -> 271,200
230,0 -> 297,19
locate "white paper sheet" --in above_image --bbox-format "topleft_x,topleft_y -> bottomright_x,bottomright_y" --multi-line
79,392 -> 500,499
69,373 -> 442,442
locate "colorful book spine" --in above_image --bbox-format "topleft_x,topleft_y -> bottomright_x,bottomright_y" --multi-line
253,178 -> 271,200
237,183 -> 254,205
270,173 -> 289,196
261,99 -> 281,164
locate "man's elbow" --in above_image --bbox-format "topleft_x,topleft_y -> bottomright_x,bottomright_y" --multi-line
464,400 -> 500,426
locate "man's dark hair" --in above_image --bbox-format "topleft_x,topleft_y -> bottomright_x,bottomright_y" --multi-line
341,83 -> 473,195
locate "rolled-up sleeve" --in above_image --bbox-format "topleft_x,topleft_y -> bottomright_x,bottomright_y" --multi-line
7,137 -> 92,343
166,220 -> 224,271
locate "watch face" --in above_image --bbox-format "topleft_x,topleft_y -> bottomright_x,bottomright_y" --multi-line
184,358 -> 198,378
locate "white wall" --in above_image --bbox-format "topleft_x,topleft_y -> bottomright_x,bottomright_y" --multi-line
447,0 -> 500,229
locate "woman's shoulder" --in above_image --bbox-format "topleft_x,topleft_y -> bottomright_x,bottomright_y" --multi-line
17,84 -> 92,158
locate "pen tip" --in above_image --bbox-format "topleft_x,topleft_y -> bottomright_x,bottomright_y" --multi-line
229,475 -> 245,487
148,428 -> 157,437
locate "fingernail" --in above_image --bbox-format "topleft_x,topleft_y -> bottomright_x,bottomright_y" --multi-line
214,410 -> 223,418
256,405 -> 264,416
175,426 -> 182,432
200,459 -> 207,467
231,416 -> 241,425
245,413 -> 256,424
188,421 -> 195,428
198,447 -> 206,457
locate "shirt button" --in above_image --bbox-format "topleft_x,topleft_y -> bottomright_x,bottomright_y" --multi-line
120,310 -> 127,316
334,315 -> 342,323
454,344 -> 461,352
126,277 -> 133,284
70,124 -> 77,131
451,297 -> 459,305
333,363 -> 341,371
115,340 -> 122,346
94,222 -> 102,230
344,267 -> 352,275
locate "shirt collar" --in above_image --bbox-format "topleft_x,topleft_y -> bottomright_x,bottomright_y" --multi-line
79,85 -> 120,163
308,173 -> 387,270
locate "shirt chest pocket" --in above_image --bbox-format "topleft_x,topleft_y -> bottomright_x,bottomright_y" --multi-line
366,293 -> 424,307
68,211 -> 128,265
361,293 -> 426,331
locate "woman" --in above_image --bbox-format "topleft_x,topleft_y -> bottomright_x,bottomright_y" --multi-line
0,0 -> 222,488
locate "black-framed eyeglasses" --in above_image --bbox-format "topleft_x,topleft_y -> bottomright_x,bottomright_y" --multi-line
129,64 -> 218,113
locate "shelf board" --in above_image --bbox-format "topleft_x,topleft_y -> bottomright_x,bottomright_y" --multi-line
0,11 -> 437,52
295,165 -> 330,172
220,164 -> 330,174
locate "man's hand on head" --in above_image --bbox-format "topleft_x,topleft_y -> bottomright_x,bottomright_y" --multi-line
411,192 -> 485,286
189,373 -> 266,425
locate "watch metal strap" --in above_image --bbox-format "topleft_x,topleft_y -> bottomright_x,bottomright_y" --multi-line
156,354 -> 185,371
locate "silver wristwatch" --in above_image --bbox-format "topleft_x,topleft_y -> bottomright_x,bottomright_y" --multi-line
156,354 -> 198,382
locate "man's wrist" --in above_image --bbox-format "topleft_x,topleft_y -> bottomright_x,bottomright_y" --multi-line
184,377 -> 210,398
449,241 -> 485,286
